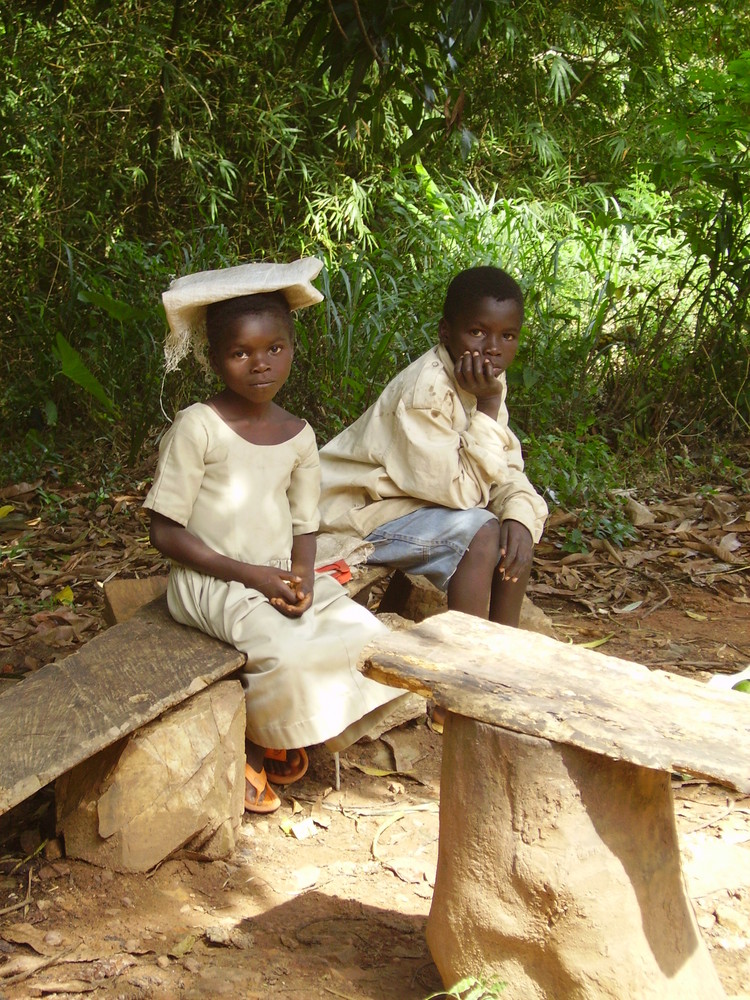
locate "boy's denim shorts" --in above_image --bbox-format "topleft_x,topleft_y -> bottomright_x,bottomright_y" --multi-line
364,506 -> 497,592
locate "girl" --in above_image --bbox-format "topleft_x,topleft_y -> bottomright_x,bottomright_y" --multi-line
143,259 -> 403,813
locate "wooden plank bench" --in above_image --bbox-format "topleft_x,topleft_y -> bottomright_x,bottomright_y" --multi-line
360,610 -> 750,1000
0,596 -> 245,817
0,565 -> 395,820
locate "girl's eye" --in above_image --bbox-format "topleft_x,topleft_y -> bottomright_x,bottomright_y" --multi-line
269,344 -> 285,355
469,328 -> 484,338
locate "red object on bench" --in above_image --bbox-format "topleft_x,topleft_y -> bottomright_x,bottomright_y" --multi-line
316,560 -> 353,585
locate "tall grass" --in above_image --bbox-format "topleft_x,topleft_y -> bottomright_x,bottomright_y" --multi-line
3,157 -> 746,520
274,164 -> 746,549
298,163 -> 744,448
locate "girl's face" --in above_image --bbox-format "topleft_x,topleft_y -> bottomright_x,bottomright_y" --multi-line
438,296 -> 522,377
209,312 -> 294,405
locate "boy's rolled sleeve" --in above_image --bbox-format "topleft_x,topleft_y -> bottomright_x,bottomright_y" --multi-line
488,478 -> 548,543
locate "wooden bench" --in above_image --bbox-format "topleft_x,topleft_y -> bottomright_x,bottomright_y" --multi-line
0,596 -> 245,818
360,610 -> 750,1000
0,565 -> 396,821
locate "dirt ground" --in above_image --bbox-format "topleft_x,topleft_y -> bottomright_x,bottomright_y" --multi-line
1,469 -> 750,999
0,583 -> 748,1000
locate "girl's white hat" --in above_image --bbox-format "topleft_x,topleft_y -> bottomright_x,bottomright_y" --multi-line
161,257 -> 324,371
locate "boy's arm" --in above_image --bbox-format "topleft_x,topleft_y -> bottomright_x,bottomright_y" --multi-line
387,392 -> 531,505
386,390 -> 547,542
488,477 -> 549,544
498,519 -> 534,582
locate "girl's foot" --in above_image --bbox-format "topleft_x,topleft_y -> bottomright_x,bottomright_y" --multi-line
264,747 -> 309,785
244,762 -> 281,814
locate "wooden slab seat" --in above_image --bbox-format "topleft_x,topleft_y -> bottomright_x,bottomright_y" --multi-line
0,566 -> 391,819
0,596 -> 245,817
360,611 -> 750,1000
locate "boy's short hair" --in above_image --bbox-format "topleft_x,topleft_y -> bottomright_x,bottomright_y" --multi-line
206,291 -> 294,348
443,266 -> 524,324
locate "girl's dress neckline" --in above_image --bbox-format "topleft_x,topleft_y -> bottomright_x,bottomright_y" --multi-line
198,401 -> 308,448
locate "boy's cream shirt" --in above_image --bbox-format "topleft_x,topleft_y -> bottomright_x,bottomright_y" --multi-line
316,344 -> 548,568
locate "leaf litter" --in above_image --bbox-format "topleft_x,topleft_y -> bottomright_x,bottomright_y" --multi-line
1,464 -> 749,997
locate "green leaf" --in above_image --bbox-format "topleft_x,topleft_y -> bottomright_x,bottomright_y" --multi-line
77,287 -> 148,323
579,633 -> 615,649
398,117 -> 445,159
55,332 -> 118,417
44,399 -> 58,427
169,933 -> 197,957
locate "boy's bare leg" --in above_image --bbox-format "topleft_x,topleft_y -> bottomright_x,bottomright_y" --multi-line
489,563 -> 531,627
435,523 -> 529,731
446,519 -> 501,618
434,520 -> 501,731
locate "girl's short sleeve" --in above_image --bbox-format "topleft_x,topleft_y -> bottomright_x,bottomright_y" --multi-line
142,409 -> 208,526
288,424 -> 321,535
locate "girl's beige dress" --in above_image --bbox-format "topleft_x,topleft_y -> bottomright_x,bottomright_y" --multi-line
143,403 -> 401,751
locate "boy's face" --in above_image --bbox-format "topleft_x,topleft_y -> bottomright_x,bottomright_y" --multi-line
438,296 -> 522,377
209,312 -> 294,405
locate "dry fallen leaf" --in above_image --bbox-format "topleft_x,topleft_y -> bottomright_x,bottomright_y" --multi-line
0,923 -> 57,956
28,980 -> 97,996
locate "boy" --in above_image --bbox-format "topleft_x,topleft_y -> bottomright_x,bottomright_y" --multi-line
316,265 -> 547,629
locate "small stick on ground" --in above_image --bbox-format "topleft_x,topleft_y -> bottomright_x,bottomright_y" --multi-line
0,868 -> 32,917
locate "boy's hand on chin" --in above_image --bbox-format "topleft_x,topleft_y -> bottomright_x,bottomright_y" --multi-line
454,351 -> 503,401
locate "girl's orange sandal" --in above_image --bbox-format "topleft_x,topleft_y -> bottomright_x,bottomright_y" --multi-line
244,762 -> 281,814
264,747 -> 309,786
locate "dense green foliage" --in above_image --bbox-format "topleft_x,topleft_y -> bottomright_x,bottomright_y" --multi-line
1,1 -> 748,532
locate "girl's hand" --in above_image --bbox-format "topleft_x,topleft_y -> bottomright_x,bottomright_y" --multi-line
243,566 -> 305,608
271,533 -> 316,617
497,519 -> 533,582
148,513 -> 314,616
271,564 -> 314,617
271,585 -> 313,618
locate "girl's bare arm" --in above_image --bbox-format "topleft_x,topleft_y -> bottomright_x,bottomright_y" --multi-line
268,531 -> 316,616
149,510 -> 302,607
